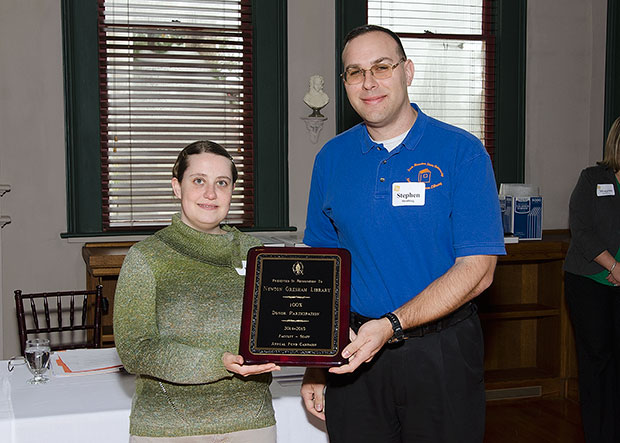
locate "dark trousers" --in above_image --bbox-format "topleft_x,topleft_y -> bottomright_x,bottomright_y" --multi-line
565,272 -> 620,443
324,312 -> 485,443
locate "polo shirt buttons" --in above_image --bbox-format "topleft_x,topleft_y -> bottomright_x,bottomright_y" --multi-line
380,178 -> 385,182
382,160 -> 387,164
376,147 -> 381,151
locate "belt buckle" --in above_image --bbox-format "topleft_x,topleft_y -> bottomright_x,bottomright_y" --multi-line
404,326 -> 424,338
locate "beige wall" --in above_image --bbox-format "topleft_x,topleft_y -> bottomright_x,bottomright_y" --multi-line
0,0 -> 85,359
0,0 -> 610,358
287,0 -> 336,232
526,0 -> 607,229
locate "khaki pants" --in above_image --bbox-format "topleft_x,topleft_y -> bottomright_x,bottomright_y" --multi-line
129,425 -> 276,443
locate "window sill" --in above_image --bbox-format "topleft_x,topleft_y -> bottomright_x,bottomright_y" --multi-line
62,226 -> 299,244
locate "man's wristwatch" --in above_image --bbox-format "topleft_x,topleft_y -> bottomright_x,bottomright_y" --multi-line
382,312 -> 404,343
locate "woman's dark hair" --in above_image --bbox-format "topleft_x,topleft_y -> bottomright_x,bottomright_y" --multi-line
172,140 -> 238,183
342,24 -> 407,60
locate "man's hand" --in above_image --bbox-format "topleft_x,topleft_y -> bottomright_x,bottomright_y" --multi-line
329,317 -> 393,374
301,367 -> 328,420
222,352 -> 280,377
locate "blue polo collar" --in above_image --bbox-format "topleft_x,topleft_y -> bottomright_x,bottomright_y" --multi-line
359,103 -> 427,154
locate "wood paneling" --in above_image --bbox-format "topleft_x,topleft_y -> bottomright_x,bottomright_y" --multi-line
83,242 -> 135,347
479,232 -> 576,397
82,231 -> 579,397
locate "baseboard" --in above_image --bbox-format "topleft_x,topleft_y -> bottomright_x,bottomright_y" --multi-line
486,385 -> 542,401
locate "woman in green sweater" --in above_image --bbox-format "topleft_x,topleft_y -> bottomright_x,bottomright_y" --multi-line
114,141 -> 280,442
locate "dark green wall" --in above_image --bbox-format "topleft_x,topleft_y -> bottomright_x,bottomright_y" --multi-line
61,0 -> 289,236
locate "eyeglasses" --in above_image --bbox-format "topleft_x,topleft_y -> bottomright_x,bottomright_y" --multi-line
341,58 -> 406,85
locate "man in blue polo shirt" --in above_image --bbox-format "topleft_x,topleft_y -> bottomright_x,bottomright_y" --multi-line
300,25 -> 506,442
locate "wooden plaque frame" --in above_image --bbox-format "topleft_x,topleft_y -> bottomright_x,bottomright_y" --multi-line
239,247 -> 350,367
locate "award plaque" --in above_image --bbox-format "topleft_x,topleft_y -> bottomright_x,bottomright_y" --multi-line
239,247 -> 350,367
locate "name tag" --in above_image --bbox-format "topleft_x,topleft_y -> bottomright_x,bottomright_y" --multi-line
392,182 -> 425,206
596,183 -> 615,197
235,260 -> 247,275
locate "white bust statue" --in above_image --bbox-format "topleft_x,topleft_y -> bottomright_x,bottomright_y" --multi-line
303,75 -> 329,117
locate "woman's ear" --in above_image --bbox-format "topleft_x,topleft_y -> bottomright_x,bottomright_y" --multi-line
171,177 -> 182,199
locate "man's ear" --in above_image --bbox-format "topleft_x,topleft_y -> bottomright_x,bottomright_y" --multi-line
405,59 -> 415,86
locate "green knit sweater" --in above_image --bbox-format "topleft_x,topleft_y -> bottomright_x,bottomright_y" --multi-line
113,214 -> 274,437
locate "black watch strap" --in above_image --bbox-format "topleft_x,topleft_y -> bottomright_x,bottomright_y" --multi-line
382,312 -> 404,343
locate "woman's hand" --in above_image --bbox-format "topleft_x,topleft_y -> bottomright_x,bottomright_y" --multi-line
606,261 -> 620,286
594,252 -> 619,286
222,352 -> 280,377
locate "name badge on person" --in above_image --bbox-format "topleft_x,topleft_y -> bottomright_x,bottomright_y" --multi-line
235,260 -> 247,276
392,182 -> 425,206
596,183 -> 615,197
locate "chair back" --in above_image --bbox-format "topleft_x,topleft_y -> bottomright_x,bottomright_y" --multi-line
14,285 -> 103,356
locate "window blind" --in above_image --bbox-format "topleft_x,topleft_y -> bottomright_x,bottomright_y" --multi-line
368,0 -> 495,156
98,0 -> 253,230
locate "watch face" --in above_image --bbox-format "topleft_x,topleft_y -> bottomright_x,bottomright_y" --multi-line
393,327 -> 404,341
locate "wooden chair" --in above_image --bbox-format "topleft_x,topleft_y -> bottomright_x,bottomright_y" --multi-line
14,285 -> 103,356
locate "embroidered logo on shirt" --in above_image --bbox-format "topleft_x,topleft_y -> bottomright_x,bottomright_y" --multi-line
406,163 -> 444,190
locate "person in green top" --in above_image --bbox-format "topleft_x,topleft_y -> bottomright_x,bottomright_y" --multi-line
114,141 -> 280,442
564,117 -> 620,443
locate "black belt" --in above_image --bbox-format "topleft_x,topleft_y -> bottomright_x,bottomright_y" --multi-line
350,302 -> 477,339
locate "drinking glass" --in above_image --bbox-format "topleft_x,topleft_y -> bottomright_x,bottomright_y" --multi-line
24,338 -> 51,384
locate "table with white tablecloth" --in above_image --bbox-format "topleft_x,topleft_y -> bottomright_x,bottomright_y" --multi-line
0,354 -> 328,443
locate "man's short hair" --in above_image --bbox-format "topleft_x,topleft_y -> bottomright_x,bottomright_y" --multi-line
343,24 -> 407,60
